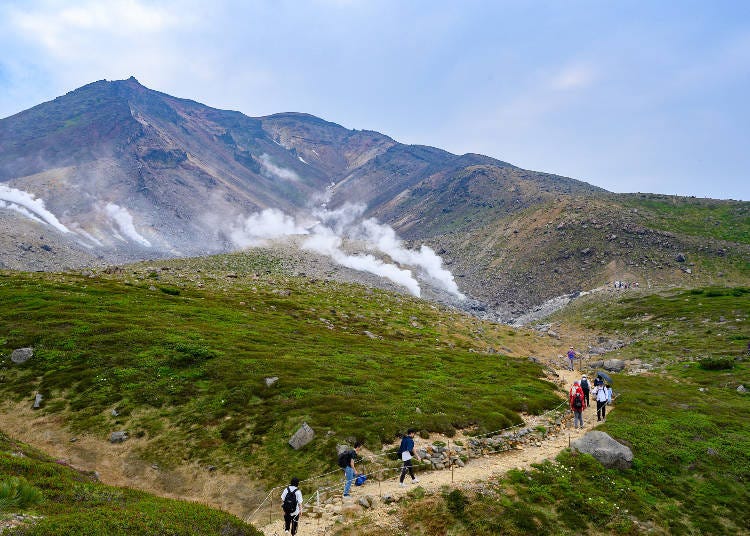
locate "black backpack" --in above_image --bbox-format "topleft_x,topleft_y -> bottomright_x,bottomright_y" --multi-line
573,392 -> 583,409
337,450 -> 351,469
282,487 -> 298,514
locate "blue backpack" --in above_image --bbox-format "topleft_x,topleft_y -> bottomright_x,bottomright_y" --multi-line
355,474 -> 367,486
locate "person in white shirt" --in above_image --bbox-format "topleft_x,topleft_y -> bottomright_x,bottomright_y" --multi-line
280,477 -> 303,535
595,385 -> 608,422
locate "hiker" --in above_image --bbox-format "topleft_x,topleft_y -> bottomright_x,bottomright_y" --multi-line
567,347 -> 577,371
593,374 -> 604,389
280,477 -> 303,536
606,383 -> 613,405
570,381 -> 586,428
595,384 -> 608,422
338,442 -> 361,497
580,374 -> 591,407
398,428 -> 421,487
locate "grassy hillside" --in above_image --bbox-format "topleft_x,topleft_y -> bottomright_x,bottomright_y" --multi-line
0,253 -> 560,488
380,287 -> 750,535
0,430 -> 260,535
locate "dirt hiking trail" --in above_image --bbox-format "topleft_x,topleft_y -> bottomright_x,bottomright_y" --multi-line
259,368 -> 610,535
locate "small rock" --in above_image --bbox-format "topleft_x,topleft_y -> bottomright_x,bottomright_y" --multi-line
109,431 -> 128,443
11,347 -> 34,364
706,448 -> 718,456
111,408 -> 119,417
265,376 -> 279,388
69,437 -> 78,443
737,385 -> 747,393
33,393 -> 43,409
382,493 -> 395,504
675,253 -> 686,262
363,330 -> 378,339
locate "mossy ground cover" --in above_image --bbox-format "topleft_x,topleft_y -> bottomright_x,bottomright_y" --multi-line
552,286 -> 749,367
621,194 -> 750,245
0,260 -> 559,486
0,430 -> 260,535
393,286 -> 750,535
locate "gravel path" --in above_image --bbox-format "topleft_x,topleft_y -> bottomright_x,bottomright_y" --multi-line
259,368 -> 606,535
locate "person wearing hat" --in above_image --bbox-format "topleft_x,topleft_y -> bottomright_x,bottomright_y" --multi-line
580,374 -> 590,407
567,346 -> 577,371
569,381 -> 586,428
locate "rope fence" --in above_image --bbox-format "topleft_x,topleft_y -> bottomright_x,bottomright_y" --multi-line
244,398 -> 575,526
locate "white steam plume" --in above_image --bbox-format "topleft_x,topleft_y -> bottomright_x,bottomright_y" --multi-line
228,208 -> 309,247
302,225 -> 422,297
360,218 -> 465,298
0,184 -> 71,233
224,202 -> 463,299
259,153 -> 299,181
103,203 -> 152,247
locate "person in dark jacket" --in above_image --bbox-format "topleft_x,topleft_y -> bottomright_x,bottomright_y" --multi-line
398,429 -> 421,487
580,374 -> 591,407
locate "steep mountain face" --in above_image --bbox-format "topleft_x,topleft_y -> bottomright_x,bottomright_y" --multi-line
1,78 -> 747,316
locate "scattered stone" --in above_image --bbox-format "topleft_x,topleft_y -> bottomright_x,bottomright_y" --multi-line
571,431 -> 633,469
32,393 -> 43,409
603,359 -> 626,372
706,448 -> 718,456
357,496 -> 372,509
69,437 -> 78,443
11,347 -> 34,364
111,408 -> 119,417
265,376 -> 279,387
207,465 -> 217,472
363,330 -> 379,339
109,431 -> 128,444
675,253 -> 686,262
382,493 -> 395,504
737,385 -> 747,393
288,422 -> 315,450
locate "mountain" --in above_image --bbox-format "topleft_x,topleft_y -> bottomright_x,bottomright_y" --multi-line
1,78 -> 748,317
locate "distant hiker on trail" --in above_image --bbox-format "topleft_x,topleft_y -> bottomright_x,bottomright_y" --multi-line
570,381 -> 586,429
567,347 -> 578,371
580,374 -> 591,407
398,428 -> 421,487
595,384 -> 608,422
338,442 -> 361,497
281,477 -> 303,536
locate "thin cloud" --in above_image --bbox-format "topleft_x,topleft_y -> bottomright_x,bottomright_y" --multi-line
551,64 -> 596,91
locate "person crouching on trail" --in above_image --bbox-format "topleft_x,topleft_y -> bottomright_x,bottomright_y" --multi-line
398,428 -> 421,487
281,477 -> 303,536
570,381 -> 586,429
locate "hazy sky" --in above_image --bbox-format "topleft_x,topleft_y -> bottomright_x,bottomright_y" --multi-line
1,0 -> 748,200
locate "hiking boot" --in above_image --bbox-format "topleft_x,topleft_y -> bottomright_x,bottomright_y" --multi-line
411,478 -> 419,484
399,482 -> 406,488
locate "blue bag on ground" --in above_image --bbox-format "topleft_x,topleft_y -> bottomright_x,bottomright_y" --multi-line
355,474 -> 367,486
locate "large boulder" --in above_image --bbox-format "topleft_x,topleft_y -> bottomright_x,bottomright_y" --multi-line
603,359 -> 626,372
288,422 -> 315,450
11,348 -> 34,364
571,431 -> 633,469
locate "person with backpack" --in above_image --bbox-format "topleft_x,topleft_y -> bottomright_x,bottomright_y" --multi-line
280,477 -> 303,535
580,374 -> 591,407
338,442 -> 361,497
397,428 -> 421,487
569,381 -> 586,429
595,384 -> 608,422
